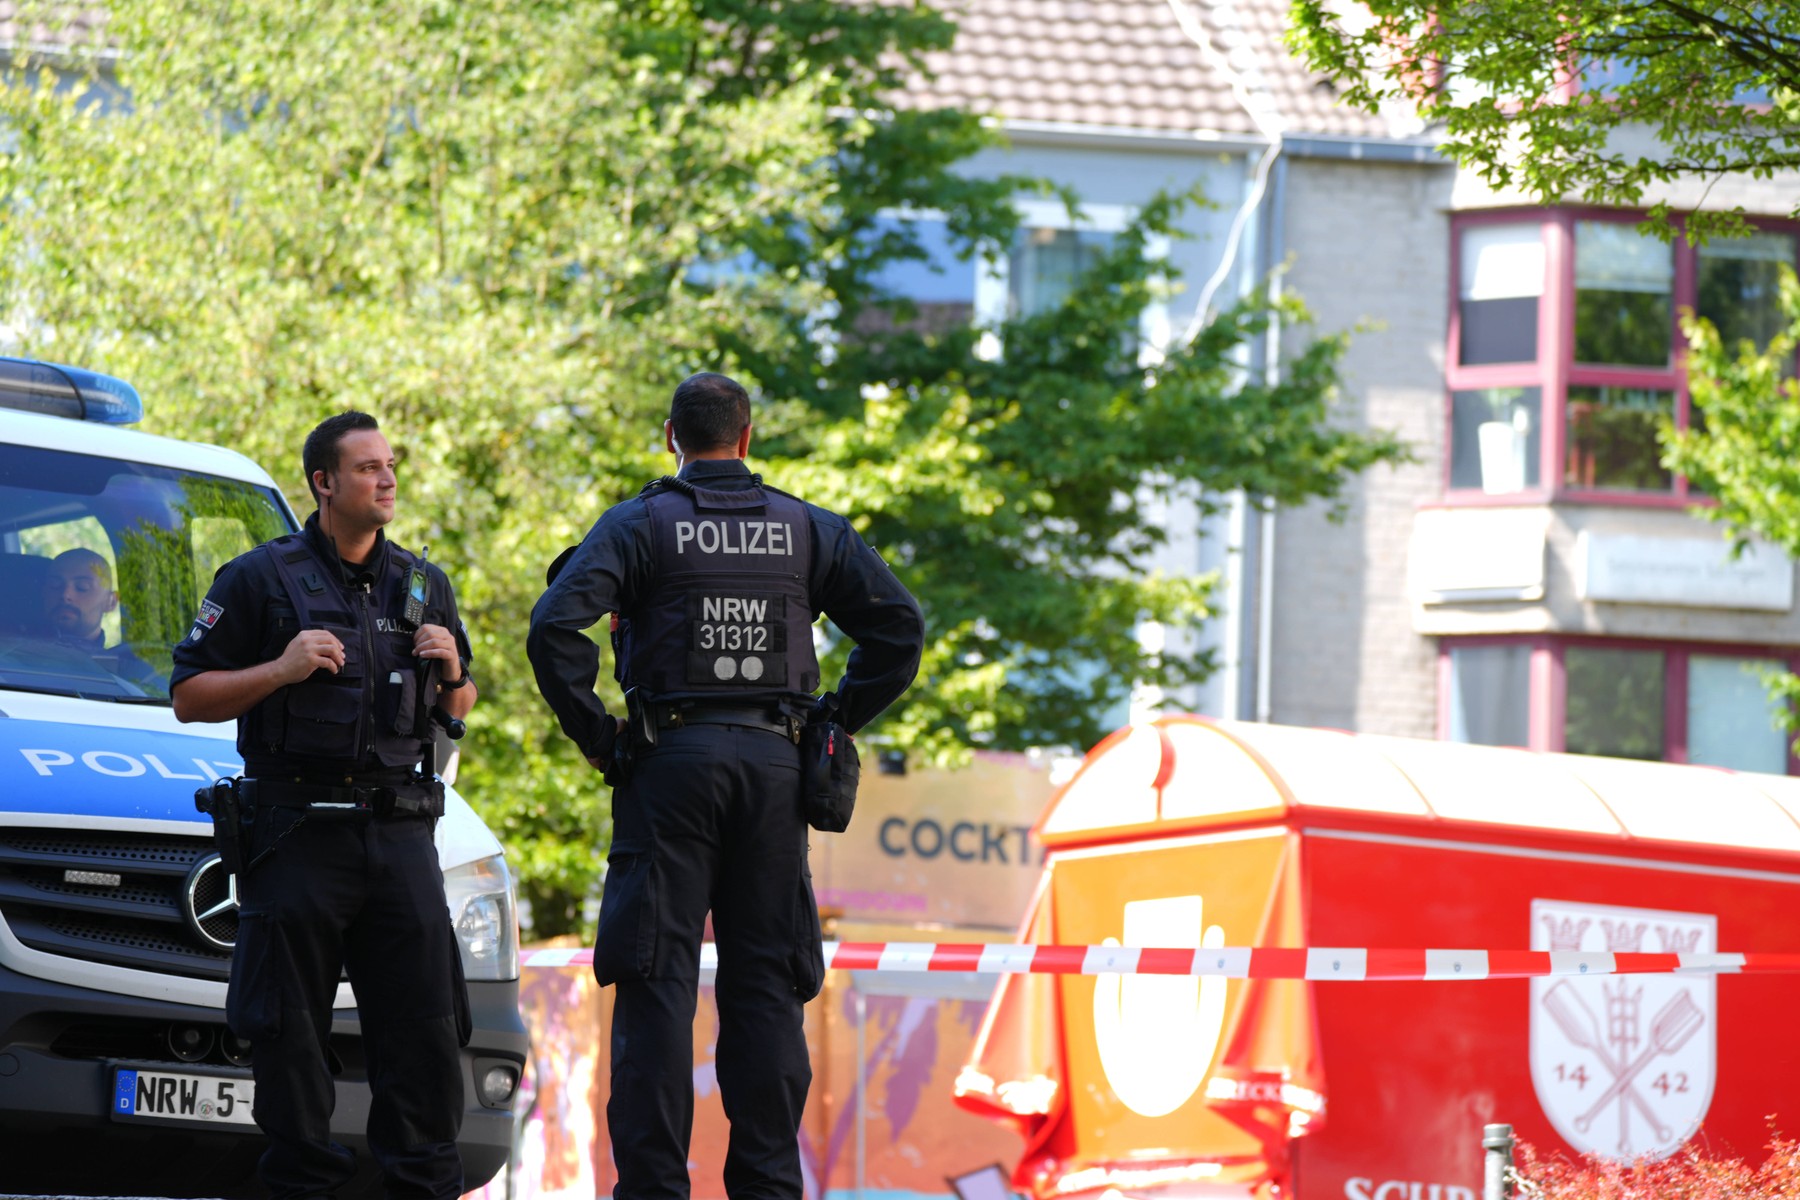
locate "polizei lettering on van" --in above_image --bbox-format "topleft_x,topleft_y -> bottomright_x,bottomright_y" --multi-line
1344,1179 -> 1477,1200
674,519 -> 793,556
20,748 -> 241,781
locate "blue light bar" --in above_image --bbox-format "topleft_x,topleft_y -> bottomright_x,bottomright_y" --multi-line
0,357 -> 144,425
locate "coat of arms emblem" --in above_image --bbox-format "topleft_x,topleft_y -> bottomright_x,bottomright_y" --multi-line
1529,898 -> 1715,1160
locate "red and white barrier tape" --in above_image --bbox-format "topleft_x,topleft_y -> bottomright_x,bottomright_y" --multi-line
517,942 -> 1793,980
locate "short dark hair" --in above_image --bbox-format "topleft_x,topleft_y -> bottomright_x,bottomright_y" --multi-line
302,411 -> 381,501
669,373 -> 750,454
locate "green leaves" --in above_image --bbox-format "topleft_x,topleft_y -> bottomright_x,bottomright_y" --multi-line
0,0 -> 1402,935
1661,268 -> 1800,740
1289,1 -> 1800,237
1665,266 -> 1800,553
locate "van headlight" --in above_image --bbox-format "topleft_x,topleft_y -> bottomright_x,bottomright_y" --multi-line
444,854 -> 520,981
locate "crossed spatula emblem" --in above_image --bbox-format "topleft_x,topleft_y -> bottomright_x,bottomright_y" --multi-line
1542,980 -> 1705,1153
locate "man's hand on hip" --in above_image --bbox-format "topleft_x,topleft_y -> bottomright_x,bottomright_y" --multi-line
588,716 -> 629,772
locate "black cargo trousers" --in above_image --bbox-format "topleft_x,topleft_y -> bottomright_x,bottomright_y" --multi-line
228,809 -> 473,1200
597,721 -> 826,1200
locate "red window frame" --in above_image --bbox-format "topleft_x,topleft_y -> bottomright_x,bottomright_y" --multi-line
1437,634 -> 1800,774
1444,208 -> 1800,507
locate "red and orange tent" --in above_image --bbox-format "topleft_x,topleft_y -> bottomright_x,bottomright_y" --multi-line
956,717 -> 1800,1200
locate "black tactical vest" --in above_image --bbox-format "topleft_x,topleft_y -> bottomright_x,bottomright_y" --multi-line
619,476 -> 820,704
241,534 -> 431,777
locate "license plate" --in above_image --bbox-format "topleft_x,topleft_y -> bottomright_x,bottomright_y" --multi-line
112,1067 -> 256,1126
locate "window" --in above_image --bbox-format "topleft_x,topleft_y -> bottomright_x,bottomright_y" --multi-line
0,443 -> 292,702
1573,48 -> 1768,106
1578,57 -> 1638,95
1440,636 -> 1796,774
1563,385 -> 1674,490
1446,643 -> 1530,747
1448,216 -> 1550,494
857,213 -> 979,338
1689,654 -> 1788,773
1697,231 -> 1796,353
1446,211 -> 1800,501
1009,227 -> 1116,318
1563,645 -> 1665,760
866,203 -> 1170,361
974,199 -> 1169,363
1449,387 -> 1541,492
1574,221 -> 1672,367
19,516 -> 120,645
1459,224 -> 1543,366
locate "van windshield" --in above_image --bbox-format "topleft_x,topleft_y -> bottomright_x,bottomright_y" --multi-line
0,441 -> 295,704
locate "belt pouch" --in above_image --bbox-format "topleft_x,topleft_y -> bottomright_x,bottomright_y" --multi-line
799,721 -> 859,833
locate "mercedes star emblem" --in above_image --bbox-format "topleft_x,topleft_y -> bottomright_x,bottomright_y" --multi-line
183,852 -> 241,951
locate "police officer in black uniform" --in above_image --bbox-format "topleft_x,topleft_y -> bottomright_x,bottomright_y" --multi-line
528,372 -> 923,1200
171,411 -> 478,1200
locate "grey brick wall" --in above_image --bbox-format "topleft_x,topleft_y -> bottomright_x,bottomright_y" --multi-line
1267,156 -> 1456,738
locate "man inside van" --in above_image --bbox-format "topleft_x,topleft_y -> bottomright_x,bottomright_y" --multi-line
40,547 -> 161,690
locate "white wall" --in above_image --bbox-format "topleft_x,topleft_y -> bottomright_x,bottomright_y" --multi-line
962,136 -> 1261,724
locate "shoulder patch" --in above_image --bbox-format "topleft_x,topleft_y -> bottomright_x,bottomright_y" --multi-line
197,599 -> 225,628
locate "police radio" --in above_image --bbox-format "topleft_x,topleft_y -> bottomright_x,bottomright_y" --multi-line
403,545 -> 430,630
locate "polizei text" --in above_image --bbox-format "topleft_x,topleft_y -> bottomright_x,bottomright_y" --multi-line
674,520 -> 795,556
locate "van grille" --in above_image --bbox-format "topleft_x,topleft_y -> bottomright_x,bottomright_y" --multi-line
0,827 -> 232,980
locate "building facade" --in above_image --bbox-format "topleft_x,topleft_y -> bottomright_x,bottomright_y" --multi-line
901,0 -> 1800,773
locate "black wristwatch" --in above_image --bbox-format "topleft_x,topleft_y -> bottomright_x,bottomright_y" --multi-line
439,663 -> 472,691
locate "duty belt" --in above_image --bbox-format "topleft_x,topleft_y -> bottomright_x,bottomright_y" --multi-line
239,778 -> 443,817
651,704 -> 803,744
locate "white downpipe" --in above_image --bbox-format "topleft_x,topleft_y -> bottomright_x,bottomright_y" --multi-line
1257,503 -> 1276,723
1167,0 -> 1285,339
1165,0 -> 1289,723
1188,140 -> 1281,338
1219,490 -> 1249,720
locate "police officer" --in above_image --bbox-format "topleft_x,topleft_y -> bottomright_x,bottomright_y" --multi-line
170,411 -> 478,1200
528,372 -> 923,1200
39,547 -> 162,690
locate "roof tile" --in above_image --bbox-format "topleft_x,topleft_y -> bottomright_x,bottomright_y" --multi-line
0,1 -> 109,49
892,0 -> 1415,141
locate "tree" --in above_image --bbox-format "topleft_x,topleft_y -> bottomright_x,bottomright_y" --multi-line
1292,0 -> 1800,745
0,0 -> 1405,935
1664,271 -> 1800,738
1289,1 -> 1800,235
1666,272 -> 1800,554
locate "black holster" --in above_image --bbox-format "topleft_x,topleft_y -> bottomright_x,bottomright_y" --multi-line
411,656 -> 466,790
800,712 -> 860,834
194,778 -> 247,876
411,656 -> 451,743
604,687 -> 651,788
624,686 -> 656,751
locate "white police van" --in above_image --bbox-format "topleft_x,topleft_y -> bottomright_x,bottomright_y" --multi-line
0,358 -> 526,1196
